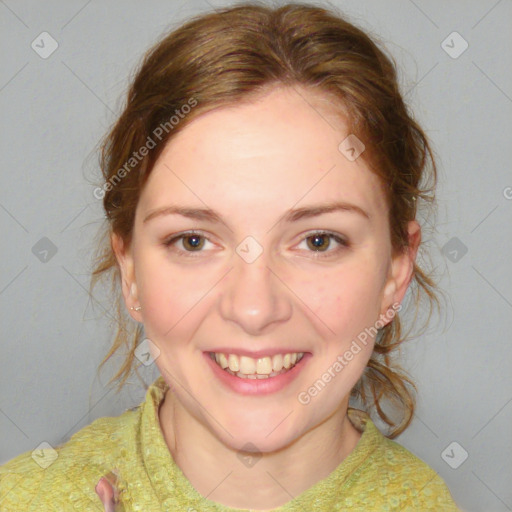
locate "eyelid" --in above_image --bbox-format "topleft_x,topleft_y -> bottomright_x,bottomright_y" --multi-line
300,229 -> 347,242
163,229 -> 207,243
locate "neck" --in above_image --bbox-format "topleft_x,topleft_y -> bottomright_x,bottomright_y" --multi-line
158,389 -> 362,510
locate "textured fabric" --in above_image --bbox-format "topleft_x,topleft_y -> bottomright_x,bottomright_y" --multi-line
0,376 -> 460,511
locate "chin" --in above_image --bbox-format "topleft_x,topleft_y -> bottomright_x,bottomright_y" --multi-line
213,414 -> 303,455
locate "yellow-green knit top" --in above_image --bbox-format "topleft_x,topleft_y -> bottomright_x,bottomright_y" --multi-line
0,376 -> 459,511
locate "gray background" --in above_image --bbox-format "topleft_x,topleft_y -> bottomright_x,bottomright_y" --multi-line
1,1 -> 511,511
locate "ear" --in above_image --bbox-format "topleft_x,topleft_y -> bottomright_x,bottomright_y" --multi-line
111,232 -> 142,323
379,220 -> 421,324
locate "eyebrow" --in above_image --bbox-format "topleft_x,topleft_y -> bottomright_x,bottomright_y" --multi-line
143,200 -> 370,225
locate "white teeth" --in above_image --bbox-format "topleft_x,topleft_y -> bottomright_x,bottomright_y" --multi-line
228,354 -> 240,372
223,366 -> 291,379
256,357 -> 272,374
213,351 -> 305,377
239,356 -> 256,374
217,353 -> 229,369
271,354 -> 283,372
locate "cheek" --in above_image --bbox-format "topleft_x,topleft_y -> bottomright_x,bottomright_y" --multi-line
304,263 -> 384,336
302,269 -> 381,401
134,252 -> 196,336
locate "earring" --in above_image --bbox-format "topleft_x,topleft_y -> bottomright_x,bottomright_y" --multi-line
130,306 -> 142,311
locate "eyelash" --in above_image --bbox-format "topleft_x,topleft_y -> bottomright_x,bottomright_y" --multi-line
163,230 -> 349,259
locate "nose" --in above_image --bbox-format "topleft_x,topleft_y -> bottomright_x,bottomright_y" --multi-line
218,247 -> 293,335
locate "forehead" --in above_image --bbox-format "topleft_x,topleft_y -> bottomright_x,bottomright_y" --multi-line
138,86 -> 387,219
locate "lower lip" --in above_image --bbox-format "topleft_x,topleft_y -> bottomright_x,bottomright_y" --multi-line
203,352 -> 311,396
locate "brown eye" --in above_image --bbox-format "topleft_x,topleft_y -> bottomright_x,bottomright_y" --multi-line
181,234 -> 205,251
164,231 -> 213,256
306,233 -> 332,252
297,231 -> 349,259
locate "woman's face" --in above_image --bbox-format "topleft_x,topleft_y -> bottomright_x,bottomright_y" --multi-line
114,86 -> 419,452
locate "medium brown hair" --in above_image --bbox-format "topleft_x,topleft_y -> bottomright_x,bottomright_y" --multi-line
91,1 -> 441,438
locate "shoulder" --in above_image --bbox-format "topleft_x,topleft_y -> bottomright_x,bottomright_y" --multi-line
0,406 -> 141,512
375,435 -> 458,508
345,411 -> 460,510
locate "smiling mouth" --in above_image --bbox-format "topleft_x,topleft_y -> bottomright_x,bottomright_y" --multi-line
209,351 -> 306,379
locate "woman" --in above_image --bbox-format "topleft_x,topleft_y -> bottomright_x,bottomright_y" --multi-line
0,3 -> 460,510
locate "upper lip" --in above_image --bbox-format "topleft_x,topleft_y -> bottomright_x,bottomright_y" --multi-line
206,348 -> 309,358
